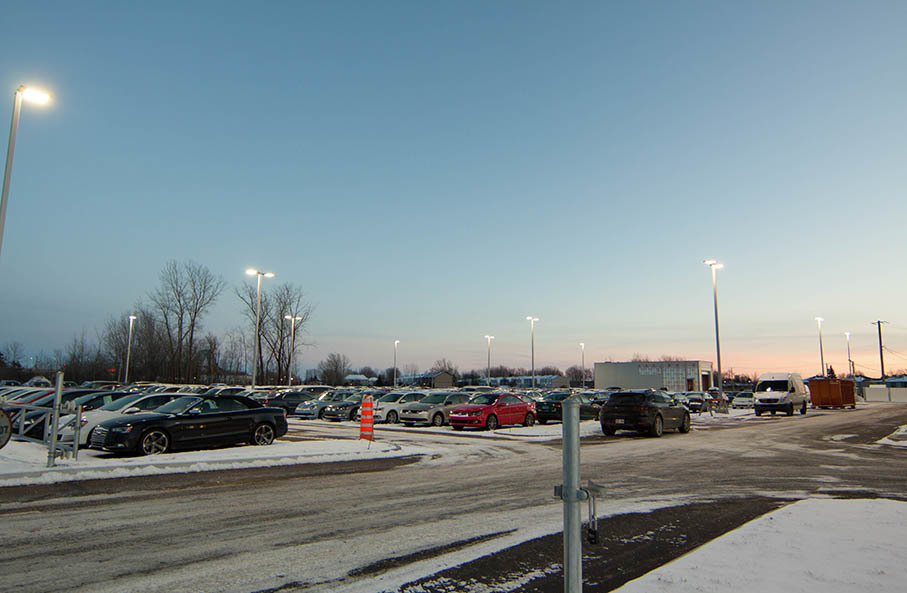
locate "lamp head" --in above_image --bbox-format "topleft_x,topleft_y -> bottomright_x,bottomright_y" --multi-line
20,86 -> 51,105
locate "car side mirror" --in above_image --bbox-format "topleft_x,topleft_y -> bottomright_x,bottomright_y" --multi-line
123,407 -> 141,414
187,409 -> 201,416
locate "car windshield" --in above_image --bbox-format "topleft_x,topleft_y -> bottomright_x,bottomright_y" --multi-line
378,392 -> 405,402
155,396 -> 202,414
543,392 -> 572,402
756,381 -> 790,392
418,393 -> 450,405
468,394 -> 499,405
99,393 -> 145,411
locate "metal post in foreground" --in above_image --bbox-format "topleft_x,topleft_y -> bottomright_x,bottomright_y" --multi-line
46,371 -> 63,468
559,397 -> 582,592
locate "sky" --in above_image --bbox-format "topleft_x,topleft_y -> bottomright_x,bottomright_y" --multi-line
2,1 -> 907,379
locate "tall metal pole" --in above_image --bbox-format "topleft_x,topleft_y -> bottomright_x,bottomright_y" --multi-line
704,261 -> 723,395
0,88 -> 24,259
124,315 -> 136,385
526,316 -> 538,388
252,273 -> 262,389
485,335 -> 494,386
845,332 -> 854,377
580,343 -> 585,389
286,315 -> 300,387
393,340 -> 399,387
816,317 -> 825,376
562,397 -> 582,592
873,320 -> 887,378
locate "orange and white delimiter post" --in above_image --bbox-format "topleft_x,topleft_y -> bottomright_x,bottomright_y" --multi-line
359,394 -> 374,442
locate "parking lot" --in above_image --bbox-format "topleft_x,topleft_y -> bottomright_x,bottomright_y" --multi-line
1,401 -> 906,593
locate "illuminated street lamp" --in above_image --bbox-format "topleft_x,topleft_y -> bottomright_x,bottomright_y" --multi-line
285,314 -> 302,386
526,316 -> 539,388
484,335 -> 495,386
1,85 -> 52,258
246,268 -> 275,388
124,315 -> 137,385
703,260 -> 724,395
393,340 -> 400,387
815,317 -> 825,376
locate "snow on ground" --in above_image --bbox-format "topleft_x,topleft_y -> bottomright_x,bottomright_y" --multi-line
611,498 -> 907,593
0,405 -> 893,489
876,424 -> 907,447
0,438 -> 432,487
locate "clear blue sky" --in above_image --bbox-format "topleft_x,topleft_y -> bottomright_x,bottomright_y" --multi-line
2,1 -> 907,378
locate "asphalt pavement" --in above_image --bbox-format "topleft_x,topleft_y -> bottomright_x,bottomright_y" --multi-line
1,404 -> 905,593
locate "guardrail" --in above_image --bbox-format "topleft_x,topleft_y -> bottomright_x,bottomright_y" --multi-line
2,371 -> 81,467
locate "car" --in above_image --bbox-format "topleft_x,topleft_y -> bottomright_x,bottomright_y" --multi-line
322,392 -> 368,421
534,391 -> 600,424
399,391 -> 471,426
59,392 -> 181,446
259,390 -> 317,415
754,372 -> 810,416
683,392 -> 707,413
448,392 -> 536,431
599,390 -> 691,437
11,391 -> 129,439
90,395 -> 288,455
295,389 -> 356,420
731,392 -> 754,409
368,391 -> 428,424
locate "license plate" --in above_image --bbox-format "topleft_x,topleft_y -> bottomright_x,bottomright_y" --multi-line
615,418 -> 624,425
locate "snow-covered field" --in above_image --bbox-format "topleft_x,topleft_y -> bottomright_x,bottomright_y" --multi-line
612,498 -> 907,593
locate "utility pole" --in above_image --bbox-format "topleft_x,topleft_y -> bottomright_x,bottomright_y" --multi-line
872,320 -> 887,378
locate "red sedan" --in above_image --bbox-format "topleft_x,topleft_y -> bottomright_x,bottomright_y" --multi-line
449,393 -> 536,431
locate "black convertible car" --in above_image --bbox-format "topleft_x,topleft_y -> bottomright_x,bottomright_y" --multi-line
91,395 -> 288,455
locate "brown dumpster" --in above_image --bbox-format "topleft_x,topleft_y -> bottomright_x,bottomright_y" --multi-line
809,378 -> 856,409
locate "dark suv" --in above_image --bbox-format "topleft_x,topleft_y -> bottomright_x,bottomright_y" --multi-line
599,390 -> 691,437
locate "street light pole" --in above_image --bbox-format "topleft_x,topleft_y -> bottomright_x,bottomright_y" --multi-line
1,85 -> 51,259
579,343 -> 585,389
393,340 -> 400,387
484,335 -> 494,386
246,268 -> 275,389
124,314 -> 137,385
844,331 -> 854,377
526,316 -> 539,388
704,260 -> 724,395
815,317 -> 825,376
285,315 -> 302,386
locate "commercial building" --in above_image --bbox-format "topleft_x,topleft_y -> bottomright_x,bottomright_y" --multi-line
594,361 -> 714,392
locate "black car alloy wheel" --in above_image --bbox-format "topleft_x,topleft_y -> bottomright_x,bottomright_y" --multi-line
252,423 -> 275,445
140,429 -> 170,455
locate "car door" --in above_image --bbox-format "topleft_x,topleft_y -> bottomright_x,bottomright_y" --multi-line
658,393 -> 681,428
172,398 -> 234,446
497,395 -> 522,425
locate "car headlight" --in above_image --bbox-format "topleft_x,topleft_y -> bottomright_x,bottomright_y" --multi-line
110,425 -> 134,433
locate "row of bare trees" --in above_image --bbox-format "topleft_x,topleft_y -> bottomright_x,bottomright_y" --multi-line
18,260 -> 317,385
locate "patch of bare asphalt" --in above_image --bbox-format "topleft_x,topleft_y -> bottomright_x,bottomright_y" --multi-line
395,497 -> 790,592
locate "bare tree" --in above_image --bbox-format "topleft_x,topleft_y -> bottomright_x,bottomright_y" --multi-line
430,358 -> 459,377
2,342 -> 24,367
317,353 -> 351,386
537,365 -> 562,376
150,260 -> 225,382
565,365 -> 584,386
236,282 -> 313,385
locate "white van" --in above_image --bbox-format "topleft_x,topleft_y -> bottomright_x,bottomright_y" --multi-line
753,372 -> 809,416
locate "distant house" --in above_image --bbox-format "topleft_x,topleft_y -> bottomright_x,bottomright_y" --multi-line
486,375 -> 565,388
344,374 -> 377,386
399,371 -> 456,389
